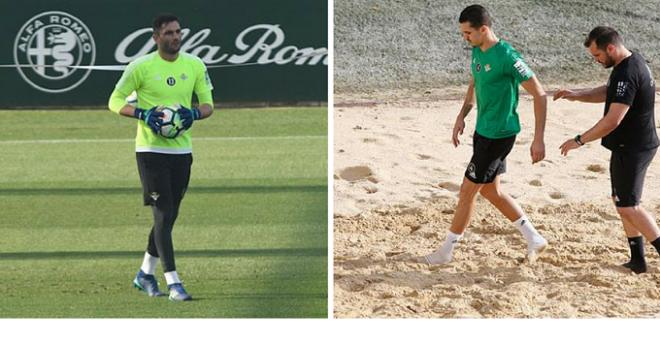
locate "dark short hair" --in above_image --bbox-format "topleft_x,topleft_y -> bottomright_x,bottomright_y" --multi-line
584,26 -> 623,49
459,4 -> 492,28
153,13 -> 179,34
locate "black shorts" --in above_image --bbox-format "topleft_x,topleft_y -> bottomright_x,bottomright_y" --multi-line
136,152 -> 193,207
610,148 -> 657,207
465,132 -> 516,184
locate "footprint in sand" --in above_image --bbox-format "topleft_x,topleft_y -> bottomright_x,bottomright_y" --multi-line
377,292 -> 395,300
363,138 -> 378,143
585,215 -> 603,223
549,191 -> 564,199
597,210 -> 619,221
416,154 -> 432,160
587,164 -> 605,173
529,179 -> 543,186
367,176 -> 379,184
438,181 -> 460,192
338,166 -> 373,182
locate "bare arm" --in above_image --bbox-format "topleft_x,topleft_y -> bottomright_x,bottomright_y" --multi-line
553,85 -> 607,103
559,102 -> 629,155
118,104 -> 137,118
451,78 -> 475,147
520,75 -> 547,163
580,102 -> 629,143
197,103 -> 214,119
458,78 -> 475,119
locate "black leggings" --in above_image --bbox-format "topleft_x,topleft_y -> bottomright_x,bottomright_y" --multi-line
136,152 -> 192,272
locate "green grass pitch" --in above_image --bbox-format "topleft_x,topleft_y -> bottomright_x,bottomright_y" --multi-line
0,107 -> 327,318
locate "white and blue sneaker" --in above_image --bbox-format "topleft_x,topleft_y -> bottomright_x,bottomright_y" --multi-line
133,270 -> 164,297
168,283 -> 192,301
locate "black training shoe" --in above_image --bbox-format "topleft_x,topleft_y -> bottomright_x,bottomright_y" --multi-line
622,261 -> 647,274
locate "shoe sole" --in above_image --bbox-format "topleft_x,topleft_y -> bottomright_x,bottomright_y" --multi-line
133,279 -> 145,292
423,254 -> 451,265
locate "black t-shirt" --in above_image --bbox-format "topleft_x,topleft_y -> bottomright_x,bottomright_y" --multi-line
602,51 -> 658,152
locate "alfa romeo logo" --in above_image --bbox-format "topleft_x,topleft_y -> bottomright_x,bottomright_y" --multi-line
13,11 -> 96,93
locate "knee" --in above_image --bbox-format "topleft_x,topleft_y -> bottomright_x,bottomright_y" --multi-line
479,186 -> 498,201
616,206 -> 640,220
459,181 -> 483,200
153,205 -> 176,227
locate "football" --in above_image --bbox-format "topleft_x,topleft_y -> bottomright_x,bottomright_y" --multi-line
157,105 -> 185,139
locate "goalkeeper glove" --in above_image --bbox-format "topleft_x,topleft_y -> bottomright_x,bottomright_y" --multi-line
178,106 -> 202,130
134,107 -> 163,134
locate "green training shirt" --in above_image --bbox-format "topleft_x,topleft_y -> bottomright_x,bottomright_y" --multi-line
471,40 -> 533,139
108,51 -> 214,154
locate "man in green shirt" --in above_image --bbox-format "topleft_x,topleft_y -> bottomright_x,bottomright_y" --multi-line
108,13 -> 214,301
425,5 -> 548,265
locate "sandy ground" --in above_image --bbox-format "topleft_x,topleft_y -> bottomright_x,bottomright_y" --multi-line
333,89 -> 660,318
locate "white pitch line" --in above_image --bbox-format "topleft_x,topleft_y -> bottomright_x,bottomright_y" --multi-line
0,135 -> 326,145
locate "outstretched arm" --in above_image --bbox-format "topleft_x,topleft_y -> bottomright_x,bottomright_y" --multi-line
553,85 -> 607,103
520,75 -> 547,163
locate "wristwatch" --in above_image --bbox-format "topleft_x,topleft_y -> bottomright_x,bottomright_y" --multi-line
574,134 -> 585,146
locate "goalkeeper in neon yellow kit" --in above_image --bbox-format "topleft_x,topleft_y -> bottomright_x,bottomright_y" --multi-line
108,13 -> 214,301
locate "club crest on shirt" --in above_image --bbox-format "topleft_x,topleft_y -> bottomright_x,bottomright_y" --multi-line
485,64 -> 491,72
475,63 -> 481,72
167,76 -> 176,86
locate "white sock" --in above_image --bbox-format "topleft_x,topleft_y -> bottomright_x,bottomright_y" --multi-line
164,271 -> 181,285
140,252 -> 158,275
513,216 -> 544,244
425,231 -> 462,264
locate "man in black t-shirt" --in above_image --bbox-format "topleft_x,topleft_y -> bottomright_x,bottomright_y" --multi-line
555,26 -> 660,274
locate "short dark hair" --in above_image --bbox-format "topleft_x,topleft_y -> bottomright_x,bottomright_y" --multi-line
584,26 -> 623,49
153,13 -> 179,34
459,5 -> 492,28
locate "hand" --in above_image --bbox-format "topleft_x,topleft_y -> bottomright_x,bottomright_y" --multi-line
559,138 -> 581,156
553,89 -> 579,101
452,116 -> 465,147
178,106 -> 202,130
530,139 -> 545,163
134,107 -> 164,134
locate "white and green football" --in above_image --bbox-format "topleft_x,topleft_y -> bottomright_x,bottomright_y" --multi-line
156,105 -> 185,139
